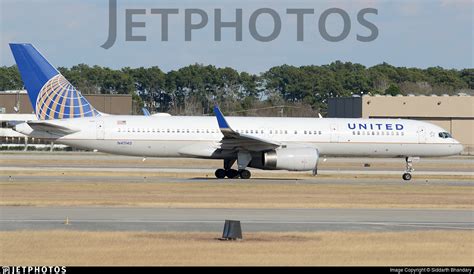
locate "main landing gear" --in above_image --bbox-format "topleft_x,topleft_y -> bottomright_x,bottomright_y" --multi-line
214,168 -> 251,179
215,153 -> 252,179
402,157 -> 418,181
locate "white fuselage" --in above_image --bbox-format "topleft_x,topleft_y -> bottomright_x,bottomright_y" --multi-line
16,115 -> 464,158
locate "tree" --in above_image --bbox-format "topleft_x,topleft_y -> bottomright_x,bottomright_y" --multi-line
1,62 -> 472,116
385,84 -> 401,96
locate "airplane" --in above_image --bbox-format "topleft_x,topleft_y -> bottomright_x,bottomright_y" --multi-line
8,43 -> 464,181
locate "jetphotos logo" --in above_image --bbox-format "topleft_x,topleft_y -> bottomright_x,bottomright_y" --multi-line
1,266 -> 66,274
101,0 -> 379,49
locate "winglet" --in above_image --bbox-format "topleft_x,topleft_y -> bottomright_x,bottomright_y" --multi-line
214,105 -> 230,129
142,108 -> 151,116
214,105 -> 240,138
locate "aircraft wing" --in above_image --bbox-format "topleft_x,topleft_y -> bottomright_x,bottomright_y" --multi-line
214,105 -> 280,152
27,121 -> 79,135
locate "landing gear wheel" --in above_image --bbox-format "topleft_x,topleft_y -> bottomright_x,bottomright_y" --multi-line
402,173 -> 412,181
239,170 -> 251,179
226,169 -> 239,179
215,169 -> 226,179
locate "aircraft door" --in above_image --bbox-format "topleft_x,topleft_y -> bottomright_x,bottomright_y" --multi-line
330,124 -> 339,143
96,120 -> 105,140
417,127 -> 427,143
260,127 -> 271,139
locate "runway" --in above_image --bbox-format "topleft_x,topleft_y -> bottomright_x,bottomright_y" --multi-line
1,173 -> 473,186
1,152 -> 473,171
1,207 -> 472,232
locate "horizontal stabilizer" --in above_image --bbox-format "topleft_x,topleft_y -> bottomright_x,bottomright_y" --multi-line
27,121 -> 79,135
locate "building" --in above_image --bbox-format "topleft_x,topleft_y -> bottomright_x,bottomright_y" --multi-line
328,94 -> 474,155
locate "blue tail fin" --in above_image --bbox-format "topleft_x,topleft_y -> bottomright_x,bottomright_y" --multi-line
9,43 -> 100,120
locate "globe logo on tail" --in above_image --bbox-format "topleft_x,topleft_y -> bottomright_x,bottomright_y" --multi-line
36,74 -> 100,120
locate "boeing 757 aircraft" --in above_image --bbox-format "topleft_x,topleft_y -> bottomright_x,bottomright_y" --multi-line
9,43 -> 463,180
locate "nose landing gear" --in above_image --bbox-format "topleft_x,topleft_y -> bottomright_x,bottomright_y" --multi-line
402,172 -> 412,181
402,157 -> 419,181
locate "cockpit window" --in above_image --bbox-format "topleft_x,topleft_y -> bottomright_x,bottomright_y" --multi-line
438,132 -> 452,139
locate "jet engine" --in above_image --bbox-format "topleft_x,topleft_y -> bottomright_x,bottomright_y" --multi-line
250,148 -> 319,171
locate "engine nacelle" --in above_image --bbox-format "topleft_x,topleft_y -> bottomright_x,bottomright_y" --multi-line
256,148 -> 319,171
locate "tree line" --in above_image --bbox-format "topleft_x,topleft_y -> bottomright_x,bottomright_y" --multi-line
0,62 -> 472,116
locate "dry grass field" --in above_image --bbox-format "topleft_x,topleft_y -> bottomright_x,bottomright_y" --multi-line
0,181 -> 473,208
0,230 -> 472,266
